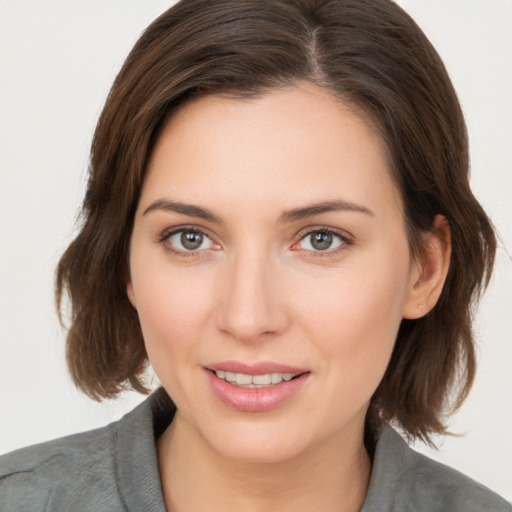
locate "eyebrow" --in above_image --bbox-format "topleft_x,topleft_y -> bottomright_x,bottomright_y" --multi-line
142,198 -> 374,224
277,200 -> 374,223
142,199 -> 224,224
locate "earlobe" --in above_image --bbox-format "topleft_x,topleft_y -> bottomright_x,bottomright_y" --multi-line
402,215 -> 451,319
127,280 -> 137,310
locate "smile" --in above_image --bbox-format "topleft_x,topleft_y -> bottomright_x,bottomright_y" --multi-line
214,370 -> 299,388
205,364 -> 310,412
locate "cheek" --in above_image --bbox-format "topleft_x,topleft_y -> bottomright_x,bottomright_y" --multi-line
132,267 -> 219,409
294,249 -> 411,388
130,258 -> 216,371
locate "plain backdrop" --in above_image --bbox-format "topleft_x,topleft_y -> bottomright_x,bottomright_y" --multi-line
1,0 -> 511,501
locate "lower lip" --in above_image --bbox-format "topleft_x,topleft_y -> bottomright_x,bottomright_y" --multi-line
205,370 -> 310,412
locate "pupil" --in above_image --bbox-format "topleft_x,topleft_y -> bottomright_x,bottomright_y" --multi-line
181,231 -> 203,250
311,232 -> 332,250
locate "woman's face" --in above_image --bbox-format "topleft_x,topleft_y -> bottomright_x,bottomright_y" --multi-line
128,83 -> 421,463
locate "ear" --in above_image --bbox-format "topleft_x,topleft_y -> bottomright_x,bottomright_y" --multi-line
402,215 -> 451,319
127,279 -> 137,310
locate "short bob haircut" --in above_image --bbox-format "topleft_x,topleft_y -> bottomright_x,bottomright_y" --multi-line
56,0 -> 496,443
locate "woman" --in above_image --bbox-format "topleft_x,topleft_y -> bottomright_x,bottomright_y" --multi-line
0,0 -> 510,510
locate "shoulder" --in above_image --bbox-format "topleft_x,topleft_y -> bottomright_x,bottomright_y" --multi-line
0,423 -> 123,511
363,425 -> 511,512
405,444 -> 511,511
0,389 -> 172,512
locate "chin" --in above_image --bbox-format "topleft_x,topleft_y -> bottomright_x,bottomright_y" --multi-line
212,436 -> 307,465
199,419 -> 312,465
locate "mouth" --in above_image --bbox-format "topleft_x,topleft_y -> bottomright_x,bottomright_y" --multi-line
211,369 -> 302,388
204,362 -> 310,412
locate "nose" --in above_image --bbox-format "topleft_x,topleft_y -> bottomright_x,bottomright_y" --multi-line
215,249 -> 289,343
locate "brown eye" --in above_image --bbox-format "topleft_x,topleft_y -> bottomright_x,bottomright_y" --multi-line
181,231 -> 204,250
166,229 -> 214,252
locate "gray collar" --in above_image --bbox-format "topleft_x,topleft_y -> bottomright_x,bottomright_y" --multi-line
111,389 -> 508,511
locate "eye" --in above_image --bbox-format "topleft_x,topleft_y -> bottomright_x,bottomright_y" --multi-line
296,229 -> 346,252
163,228 -> 216,252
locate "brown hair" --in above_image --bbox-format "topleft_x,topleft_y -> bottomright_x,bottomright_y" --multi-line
56,0 -> 496,442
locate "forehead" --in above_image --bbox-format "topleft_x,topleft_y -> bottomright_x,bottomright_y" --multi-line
141,83 -> 401,219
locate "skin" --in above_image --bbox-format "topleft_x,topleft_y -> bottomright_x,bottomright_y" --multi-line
127,82 -> 451,512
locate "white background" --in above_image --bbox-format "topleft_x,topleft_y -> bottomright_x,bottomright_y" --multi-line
1,0 -> 511,501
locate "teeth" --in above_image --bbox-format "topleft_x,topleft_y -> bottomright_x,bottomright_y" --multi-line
271,373 -> 282,384
253,374 -> 271,385
214,371 -> 299,387
236,373 -> 252,385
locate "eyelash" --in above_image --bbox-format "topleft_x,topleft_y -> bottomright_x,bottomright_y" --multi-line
157,226 -> 353,258
157,226 -> 217,258
294,227 -> 354,258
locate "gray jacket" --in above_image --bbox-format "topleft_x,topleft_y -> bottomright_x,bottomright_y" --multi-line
1,389 -> 509,511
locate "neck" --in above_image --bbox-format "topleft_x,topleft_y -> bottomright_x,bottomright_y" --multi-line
157,411 -> 371,512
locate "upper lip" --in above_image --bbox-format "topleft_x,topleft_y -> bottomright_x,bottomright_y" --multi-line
205,361 -> 309,375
